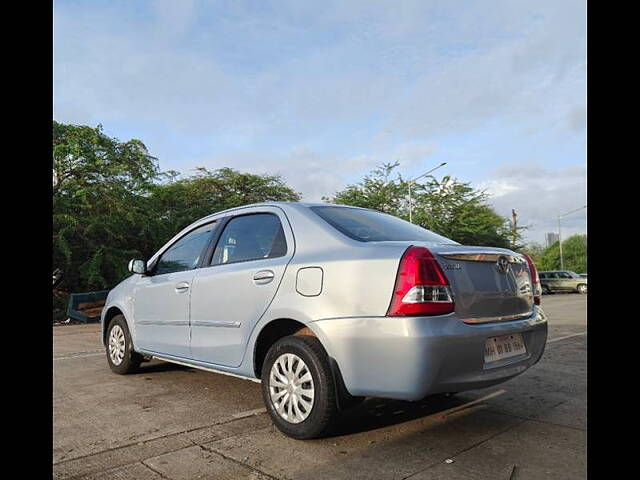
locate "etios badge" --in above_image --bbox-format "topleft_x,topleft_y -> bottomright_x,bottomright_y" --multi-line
496,255 -> 510,274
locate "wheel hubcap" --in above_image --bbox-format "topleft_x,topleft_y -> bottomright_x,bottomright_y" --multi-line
269,353 -> 315,424
108,325 -> 126,366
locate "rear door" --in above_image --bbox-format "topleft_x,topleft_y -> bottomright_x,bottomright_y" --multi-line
427,245 -> 534,323
188,208 -> 294,367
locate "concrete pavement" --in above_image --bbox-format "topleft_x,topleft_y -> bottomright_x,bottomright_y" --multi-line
53,294 -> 586,479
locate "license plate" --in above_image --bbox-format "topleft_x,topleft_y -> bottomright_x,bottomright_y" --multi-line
484,333 -> 526,363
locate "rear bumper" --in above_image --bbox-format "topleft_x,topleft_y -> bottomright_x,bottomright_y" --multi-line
308,307 -> 548,401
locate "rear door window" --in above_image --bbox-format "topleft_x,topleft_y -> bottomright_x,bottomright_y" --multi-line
311,206 -> 456,244
211,213 -> 287,265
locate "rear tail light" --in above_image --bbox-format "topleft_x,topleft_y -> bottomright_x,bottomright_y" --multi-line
387,246 -> 454,316
522,254 -> 542,306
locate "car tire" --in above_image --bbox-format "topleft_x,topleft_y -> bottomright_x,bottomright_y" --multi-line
261,335 -> 339,439
577,284 -> 587,294
106,315 -> 142,375
541,285 -> 551,295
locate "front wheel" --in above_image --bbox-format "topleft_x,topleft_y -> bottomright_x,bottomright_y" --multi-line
541,285 -> 551,295
261,335 -> 339,439
577,284 -> 587,294
106,315 -> 142,374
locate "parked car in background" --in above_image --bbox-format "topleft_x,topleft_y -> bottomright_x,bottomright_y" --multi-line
539,270 -> 587,294
101,202 -> 548,439
579,273 -> 587,278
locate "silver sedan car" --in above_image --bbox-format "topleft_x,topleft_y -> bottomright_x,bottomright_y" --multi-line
101,202 -> 548,439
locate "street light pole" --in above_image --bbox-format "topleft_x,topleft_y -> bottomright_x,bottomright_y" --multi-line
407,162 -> 447,223
557,205 -> 587,270
408,181 -> 412,223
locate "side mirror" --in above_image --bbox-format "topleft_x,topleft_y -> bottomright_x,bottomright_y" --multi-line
128,259 -> 148,275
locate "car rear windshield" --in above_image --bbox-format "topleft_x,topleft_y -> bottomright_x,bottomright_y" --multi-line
310,206 -> 457,244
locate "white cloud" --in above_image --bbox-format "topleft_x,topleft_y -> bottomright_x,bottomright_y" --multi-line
478,180 -> 522,198
174,138 -> 439,203
152,0 -> 197,40
54,0 -> 585,245
54,0 -> 585,142
482,163 -> 587,244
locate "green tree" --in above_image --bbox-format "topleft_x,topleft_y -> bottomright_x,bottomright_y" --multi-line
537,235 -> 587,272
53,122 -> 161,319
324,162 -> 407,214
53,122 -> 302,321
147,167 -> 301,247
521,242 -> 546,267
324,162 -> 524,248
413,176 -> 524,248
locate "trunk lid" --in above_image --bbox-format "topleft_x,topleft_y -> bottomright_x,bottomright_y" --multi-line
425,244 -> 534,323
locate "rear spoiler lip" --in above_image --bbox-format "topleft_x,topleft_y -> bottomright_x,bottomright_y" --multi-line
461,310 -> 534,324
437,251 -> 526,264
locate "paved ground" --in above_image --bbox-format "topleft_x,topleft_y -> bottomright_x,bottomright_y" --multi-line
53,294 -> 586,480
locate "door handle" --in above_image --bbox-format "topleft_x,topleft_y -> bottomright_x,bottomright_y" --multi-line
175,282 -> 190,292
253,270 -> 275,284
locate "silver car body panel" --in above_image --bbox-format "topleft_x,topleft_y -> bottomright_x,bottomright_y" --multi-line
188,206 -> 295,367
308,307 -> 547,400
101,202 -> 548,401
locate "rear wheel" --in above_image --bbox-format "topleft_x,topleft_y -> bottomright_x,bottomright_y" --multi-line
261,335 -> 339,439
541,285 -> 551,295
577,284 -> 587,294
106,315 -> 142,374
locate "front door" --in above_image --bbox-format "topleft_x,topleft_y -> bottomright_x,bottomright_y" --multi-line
189,210 -> 294,367
134,221 -> 218,358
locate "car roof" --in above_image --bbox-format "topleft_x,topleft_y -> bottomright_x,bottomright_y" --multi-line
149,202 -> 357,265
223,201 -> 361,209
198,201 -> 369,221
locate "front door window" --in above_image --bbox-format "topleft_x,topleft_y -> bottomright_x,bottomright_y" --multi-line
155,222 -> 217,275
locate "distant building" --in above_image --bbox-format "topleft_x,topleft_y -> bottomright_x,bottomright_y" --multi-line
546,232 -> 559,247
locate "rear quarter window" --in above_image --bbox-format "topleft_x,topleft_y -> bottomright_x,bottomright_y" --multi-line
310,206 -> 457,244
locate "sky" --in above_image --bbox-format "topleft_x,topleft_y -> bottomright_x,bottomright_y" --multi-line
54,0 -> 586,245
